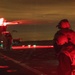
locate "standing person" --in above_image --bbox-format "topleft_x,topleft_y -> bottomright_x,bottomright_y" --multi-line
53,19 -> 75,75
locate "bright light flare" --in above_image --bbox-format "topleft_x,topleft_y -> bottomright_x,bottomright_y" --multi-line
28,45 -> 31,48
5,22 -> 19,25
0,18 -> 51,26
0,18 -> 5,26
0,17 -> 19,26
33,45 -> 36,48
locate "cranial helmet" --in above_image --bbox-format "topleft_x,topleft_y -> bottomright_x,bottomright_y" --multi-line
56,34 -> 68,45
57,19 -> 70,29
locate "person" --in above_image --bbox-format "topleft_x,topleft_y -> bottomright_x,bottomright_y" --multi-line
54,19 -> 75,53
53,19 -> 75,75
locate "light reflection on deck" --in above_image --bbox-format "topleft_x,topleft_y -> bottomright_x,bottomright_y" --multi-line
12,45 -> 54,49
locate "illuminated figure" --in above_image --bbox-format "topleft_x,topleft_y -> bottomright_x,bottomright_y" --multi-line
0,18 -> 18,50
53,19 -> 75,75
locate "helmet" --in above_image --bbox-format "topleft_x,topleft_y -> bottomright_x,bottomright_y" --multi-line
56,34 -> 68,45
57,19 -> 70,29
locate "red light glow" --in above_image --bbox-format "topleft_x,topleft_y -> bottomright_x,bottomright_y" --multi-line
7,69 -> 17,73
0,65 -> 9,68
12,45 -> 54,50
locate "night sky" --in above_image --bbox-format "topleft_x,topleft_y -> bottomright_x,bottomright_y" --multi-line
0,0 -> 75,41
